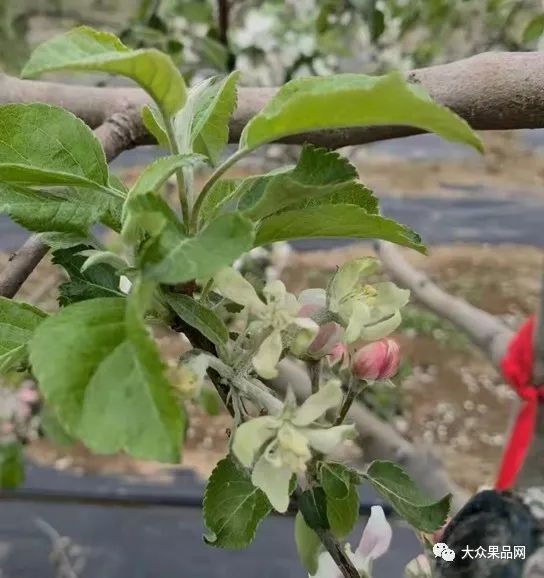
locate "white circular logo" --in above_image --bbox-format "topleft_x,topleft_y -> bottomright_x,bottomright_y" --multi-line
433,542 -> 456,562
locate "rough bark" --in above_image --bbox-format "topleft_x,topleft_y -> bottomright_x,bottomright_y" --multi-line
2,52 -> 544,149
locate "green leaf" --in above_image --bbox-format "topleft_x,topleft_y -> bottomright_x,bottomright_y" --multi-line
122,153 -> 202,239
299,487 -> 330,531
319,462 -> 361,500
523,14 -> 544,43
240,72 -> 482,152
204,456 -> 272,548
191,71 -> 240,165
142,105 -> 169,148
164,293 -> 228,350
0,184 -> 104,234
241,146 -> 378,220
53,245 -> 123,306
0,442 -> 24,488
22,26 -> 186,115
0,297 -> 47,373
0,104 -> 111,189
363,460 -> 451,533
141,212 -> 255,284
123,192 -> 183,241
255,204 -> 425,252
29,297 -> 184,462
40,407 -> 76,447
326,484 -> 360,538
198,178 -> 242,224
294,511 -> 321,575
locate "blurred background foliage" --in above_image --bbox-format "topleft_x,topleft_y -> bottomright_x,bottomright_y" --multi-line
1,0 -> 543,82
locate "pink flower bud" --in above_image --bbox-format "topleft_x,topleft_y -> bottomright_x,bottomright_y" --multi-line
18,387 -> 39,404
352,339 -> 400,381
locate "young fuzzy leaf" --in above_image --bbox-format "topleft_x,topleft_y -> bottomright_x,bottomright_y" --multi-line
295,512 -> 321,575
204,456 -> 272,548
142,105 -> 169,148
164,293 -> 228,350
122,153 -> 203,239
22,26 -> 186,115
240,146 -> 378,220
53,245 -> 124,305
0,104 -> 111,189
0,442 -> 24,488
198,178 -> 242,225
191,71 -> 240,165
0,184 -> 104,235
364,460 -> 451,533
0,297 -> 47,374
29,297 -> 184,462
255,204 -> 425,252
240,72 -> 482,152
141,212 -> 254,284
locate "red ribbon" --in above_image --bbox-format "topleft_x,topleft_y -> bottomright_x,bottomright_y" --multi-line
496,316 -> 544,490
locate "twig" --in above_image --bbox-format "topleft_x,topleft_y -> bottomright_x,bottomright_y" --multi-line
35,518 -> 80,578
376,241 -> 513,368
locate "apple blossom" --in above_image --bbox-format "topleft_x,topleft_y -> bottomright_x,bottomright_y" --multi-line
232,381 -> 356,512
328,258 -> 410,343
214,267 -> 319,378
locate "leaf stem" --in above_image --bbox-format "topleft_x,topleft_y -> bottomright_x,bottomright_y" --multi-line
335,377 -> 365,426
190,148 -> 249,232
308,359 -> 322,394
164,116 -> 190,229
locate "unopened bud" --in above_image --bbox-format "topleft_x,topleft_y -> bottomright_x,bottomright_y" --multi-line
328,342 -> 348,366
352,339 -> 400,381
307,322 -> 343,359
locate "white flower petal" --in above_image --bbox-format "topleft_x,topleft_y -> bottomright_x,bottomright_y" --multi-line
312,551 -> 343,578
231,416 -> 278,466
251,454 -> 293,512
263,279 -> 287,303
214,267 -> 264,311
290,317 -> 320,356
304,424 -> 356,454
353,505 -> 392,568
253,330 -> 283,379
373,282 -> 410,313
292,380 -> 343,426
298,288 -> 327,309
359,310 -> 402,341
344,300 -> 371,343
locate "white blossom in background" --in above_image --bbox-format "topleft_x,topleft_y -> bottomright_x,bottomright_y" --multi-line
232,381 -> 355,512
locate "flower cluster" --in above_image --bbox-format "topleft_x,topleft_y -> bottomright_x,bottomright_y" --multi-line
0,382 -> 40,442
232,380 -> 355,511
214,257 -> 407,383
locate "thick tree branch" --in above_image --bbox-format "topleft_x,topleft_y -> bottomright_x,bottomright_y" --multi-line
0,110 -> 144,298
2,52 -> 544,149
376,242 -> 513,368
